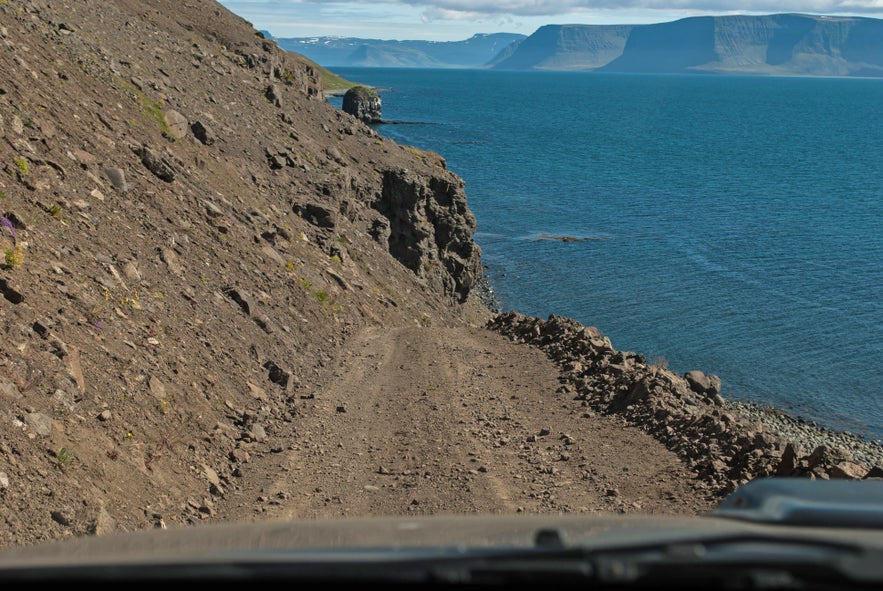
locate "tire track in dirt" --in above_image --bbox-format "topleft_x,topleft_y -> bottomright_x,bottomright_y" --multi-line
273,326 -> 529,519
246,326 -> 715,522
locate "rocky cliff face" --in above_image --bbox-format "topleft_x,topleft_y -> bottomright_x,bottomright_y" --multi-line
376,168 -> 482,303
342,86 -> 382,123
0,0 -> 480,304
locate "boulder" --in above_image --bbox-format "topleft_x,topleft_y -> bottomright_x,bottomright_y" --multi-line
133,144 -> 176,182
191,120 -> 214,145
164,109 -> 189,138
828,461 -> 868,479
684,370 -> 722,396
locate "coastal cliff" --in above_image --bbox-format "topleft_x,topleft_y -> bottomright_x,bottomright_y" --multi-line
265,14 -> 883,78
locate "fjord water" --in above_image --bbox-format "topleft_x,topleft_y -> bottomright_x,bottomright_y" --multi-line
329,68 -> 883,440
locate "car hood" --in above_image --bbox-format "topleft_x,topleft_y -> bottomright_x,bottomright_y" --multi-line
1,478 -> 882,586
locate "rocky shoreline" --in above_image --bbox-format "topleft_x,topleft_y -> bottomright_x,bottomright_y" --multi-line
470,274 -> 503,314
486,311 -> 883,495
728,400 -> 883,470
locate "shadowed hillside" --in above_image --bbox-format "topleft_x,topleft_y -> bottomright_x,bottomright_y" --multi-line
0,0 -> 487,548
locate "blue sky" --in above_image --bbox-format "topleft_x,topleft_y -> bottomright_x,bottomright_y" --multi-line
216,1 -> 883,41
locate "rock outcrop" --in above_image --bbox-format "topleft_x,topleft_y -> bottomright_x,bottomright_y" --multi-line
342,86 -> 382,123
375,168 -> 482,302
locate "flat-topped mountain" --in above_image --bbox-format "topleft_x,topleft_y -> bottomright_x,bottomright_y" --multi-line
489,24 -> 634,70
493,14 -> 883,76
271,14 -> 883,77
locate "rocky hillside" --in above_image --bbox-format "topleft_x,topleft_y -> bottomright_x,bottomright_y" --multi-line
0,0 -> 487,547
492,14 -> 883,77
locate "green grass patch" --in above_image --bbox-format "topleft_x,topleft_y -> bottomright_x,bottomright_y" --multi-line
4,244 -> 24,269
117,77 -> 171,135
311,60 -> 364,94
13,157 -> 29,176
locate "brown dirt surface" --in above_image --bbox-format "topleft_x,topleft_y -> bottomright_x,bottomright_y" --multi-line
218,326 -> 713,524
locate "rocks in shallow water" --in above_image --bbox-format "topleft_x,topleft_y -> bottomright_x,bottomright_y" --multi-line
734,401 -> 883,475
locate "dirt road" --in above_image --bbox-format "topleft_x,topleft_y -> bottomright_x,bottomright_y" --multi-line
222,326 -> 715,523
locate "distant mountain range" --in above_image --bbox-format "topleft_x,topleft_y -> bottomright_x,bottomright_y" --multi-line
269,14 -> 883,77
265,32 -> 526,68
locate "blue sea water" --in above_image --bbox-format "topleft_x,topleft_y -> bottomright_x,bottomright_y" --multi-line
328,68 -> 883,440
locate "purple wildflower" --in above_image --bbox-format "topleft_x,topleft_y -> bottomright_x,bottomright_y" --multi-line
1,217 -> 15,244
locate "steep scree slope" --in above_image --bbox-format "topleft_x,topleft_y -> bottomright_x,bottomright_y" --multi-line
0,0 -> 486,547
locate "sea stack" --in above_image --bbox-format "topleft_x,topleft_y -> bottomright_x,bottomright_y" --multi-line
342,85 -> 382,123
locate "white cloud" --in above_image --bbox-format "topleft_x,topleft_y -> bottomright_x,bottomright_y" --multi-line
225,0 -> 883,19
283,0 -> 883,19
218,0 -> 883,41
